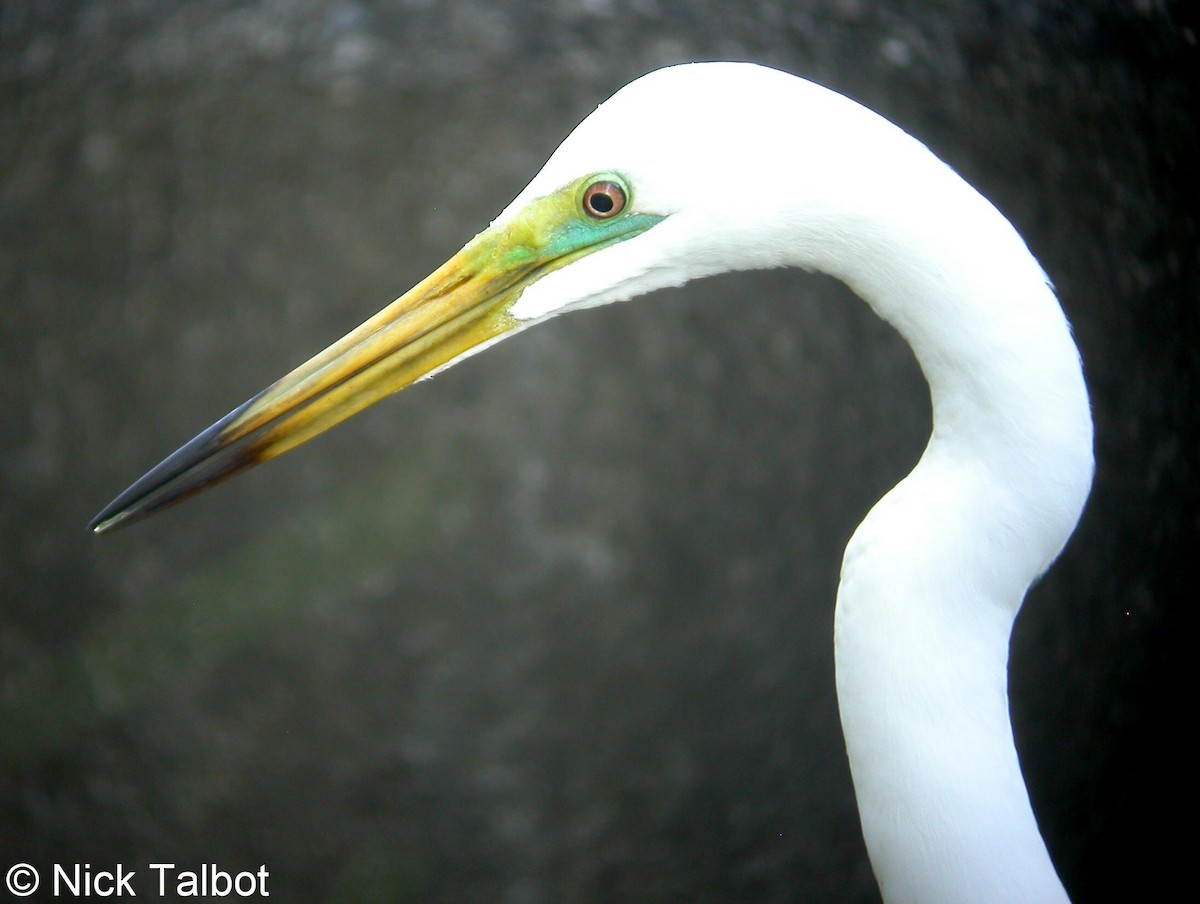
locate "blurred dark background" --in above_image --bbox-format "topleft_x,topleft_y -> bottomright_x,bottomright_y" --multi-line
1,1 -> 1194,901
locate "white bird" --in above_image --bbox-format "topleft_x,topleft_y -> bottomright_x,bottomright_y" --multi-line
92,62 -> 1093,904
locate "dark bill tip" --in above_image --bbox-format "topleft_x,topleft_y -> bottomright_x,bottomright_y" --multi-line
89,394 -> 269,535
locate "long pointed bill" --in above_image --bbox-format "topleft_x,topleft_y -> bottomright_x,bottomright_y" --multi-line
90,176 -> 662,534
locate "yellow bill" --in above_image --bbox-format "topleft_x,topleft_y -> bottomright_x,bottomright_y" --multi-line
90,172 -> 662,533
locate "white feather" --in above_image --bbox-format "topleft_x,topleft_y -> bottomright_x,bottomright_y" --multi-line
500,62 -> 1091,903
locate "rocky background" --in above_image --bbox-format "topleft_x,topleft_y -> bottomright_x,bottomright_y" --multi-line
2,1 -> 1194,901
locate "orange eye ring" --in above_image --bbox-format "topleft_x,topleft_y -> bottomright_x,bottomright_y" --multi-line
582,180 -> 627,219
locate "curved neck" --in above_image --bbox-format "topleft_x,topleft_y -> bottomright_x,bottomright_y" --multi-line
824,152 -> 1092,904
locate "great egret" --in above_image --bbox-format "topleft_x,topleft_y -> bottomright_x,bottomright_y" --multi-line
91,62 -> 1092,903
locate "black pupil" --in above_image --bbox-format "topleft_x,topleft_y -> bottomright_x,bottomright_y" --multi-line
590,190 -> 615,214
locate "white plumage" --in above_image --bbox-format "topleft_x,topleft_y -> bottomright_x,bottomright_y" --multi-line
502,63 -> 1092,903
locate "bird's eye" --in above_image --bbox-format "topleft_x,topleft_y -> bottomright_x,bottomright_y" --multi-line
582,180 -> 626,219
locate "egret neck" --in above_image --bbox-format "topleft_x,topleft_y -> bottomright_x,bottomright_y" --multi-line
824,118 -> 1092,903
